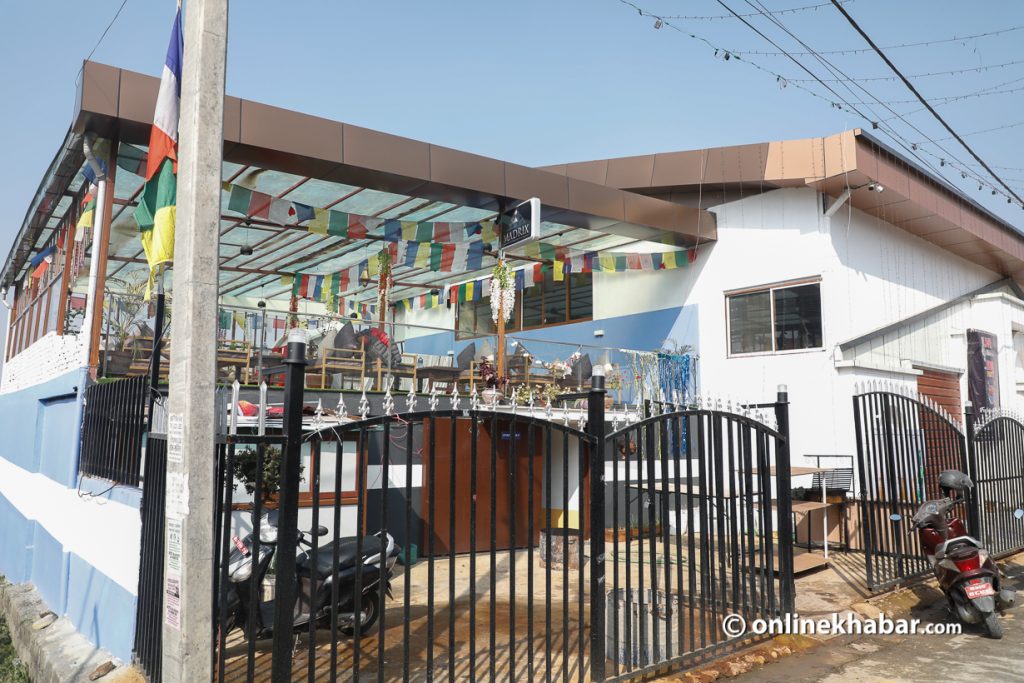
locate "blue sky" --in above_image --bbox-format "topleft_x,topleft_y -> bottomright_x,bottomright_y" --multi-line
2,1 -> 1023,338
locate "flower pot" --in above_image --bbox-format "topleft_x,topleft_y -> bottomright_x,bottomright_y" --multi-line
481,388 -> 502,405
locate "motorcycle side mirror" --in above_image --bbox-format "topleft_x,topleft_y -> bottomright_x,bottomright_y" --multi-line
316,525 -> 329,537
1014,509 -> 1024,520
889,513 -> 902,522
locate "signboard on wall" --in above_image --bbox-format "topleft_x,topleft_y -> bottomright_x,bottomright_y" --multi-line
967,329 -> 1000,410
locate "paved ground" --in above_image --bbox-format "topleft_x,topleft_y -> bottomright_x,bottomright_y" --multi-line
737,561 -> 1024,683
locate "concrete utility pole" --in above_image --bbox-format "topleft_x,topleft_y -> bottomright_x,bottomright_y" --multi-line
162,1 -> 228,681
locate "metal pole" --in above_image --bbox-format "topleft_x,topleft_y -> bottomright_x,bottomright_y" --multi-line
161,1 -> 228,680
271,330 -> 307,680
588,366 -> 607,681
774,385 -> 795,615
964,402 -> 981,537
147,272 -> 166,431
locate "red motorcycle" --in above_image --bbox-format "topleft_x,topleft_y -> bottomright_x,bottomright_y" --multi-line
909,470 -> 1015,638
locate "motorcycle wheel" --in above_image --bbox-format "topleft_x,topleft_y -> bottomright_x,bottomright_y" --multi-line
983,612 -> 1003,640
341,590 -> 379,637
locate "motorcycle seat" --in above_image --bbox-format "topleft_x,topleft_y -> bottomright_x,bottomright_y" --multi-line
297,536 -> 385,579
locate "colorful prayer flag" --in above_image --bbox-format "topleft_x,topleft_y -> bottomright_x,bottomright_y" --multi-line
133,6 -> 183,296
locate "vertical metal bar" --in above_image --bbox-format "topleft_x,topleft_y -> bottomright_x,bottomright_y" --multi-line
671,414 -> 685,658
965,404 -> 981,538
331,438 -> 343,678
448,408 -> 457,682
469,413 -> 478,681
308,438 -> 322,682
711,412 -> 726,640
246,443 -> 264,682
216,442 -> 235,683
489,409 -> 498,683
378,418 -> 391,683
270,337 -> 306,683
509,412 -> 518,680
426,413 -> 436,681
774,388 -> 794,615
696,412 -> 710,649
644,417 -> 659,664
404,420 -> 414,682
352,424 -> 368,682
853,393 -> 873,589
588,380 -> 606,683
562,426 -> 570,682
545,426 -> 553,683
527,421 -> 536,683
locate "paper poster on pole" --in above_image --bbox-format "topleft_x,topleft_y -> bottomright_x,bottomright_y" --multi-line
165,573 -> 181,630
167,472 -> 190,518
167,518 -> 183,574
168,413 -> 184,464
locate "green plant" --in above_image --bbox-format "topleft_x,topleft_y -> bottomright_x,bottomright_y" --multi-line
0,612 -> 29,683
660,338 -> 693,356
230,446 -> 302,504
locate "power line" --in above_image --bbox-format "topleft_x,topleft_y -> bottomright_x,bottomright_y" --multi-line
829,0 -> 1024,205
915,120 -> 1024,144
661,0 -> 853,21
75,0 -> 131,85
734,24 -> 1024,57
852,77 -> 1024,107
787,58 -> 1024,83
732,0 -> 980,195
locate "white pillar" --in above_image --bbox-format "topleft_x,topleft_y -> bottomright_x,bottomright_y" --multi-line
79,175 -> 110,366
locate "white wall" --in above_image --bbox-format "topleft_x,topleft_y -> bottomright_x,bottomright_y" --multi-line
674,186 -> 1001,465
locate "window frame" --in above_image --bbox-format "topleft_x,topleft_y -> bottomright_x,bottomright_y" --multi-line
725,276 -> 823,358
455,270 -> 593,340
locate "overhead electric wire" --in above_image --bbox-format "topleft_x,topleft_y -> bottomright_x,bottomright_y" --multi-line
709,0 -> 972,193
616,0 -> 1018,206
661,0 -> 853,21
828,0 -> 1024,205
786,58 -> 1024,83
75,0 -> 131,85
740,0 -> 1010,203
734,24 -> 1024,57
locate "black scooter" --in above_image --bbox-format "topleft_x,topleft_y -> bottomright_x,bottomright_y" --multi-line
222,510 -> 400,639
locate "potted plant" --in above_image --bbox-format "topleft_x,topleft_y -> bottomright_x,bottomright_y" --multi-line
604,364 -> 624,409
230,445 -> 303,504
477,358 -> 508,405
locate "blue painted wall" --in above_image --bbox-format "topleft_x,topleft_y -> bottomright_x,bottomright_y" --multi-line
0,368 -> 139,662
404,306 -> 687,360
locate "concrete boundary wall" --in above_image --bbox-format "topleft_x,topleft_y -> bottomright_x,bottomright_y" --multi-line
0,367 -> 141,662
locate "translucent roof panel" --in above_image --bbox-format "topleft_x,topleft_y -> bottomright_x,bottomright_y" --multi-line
284,178 -> 362,208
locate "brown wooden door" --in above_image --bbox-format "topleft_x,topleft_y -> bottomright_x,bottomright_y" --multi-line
422,418 -> 545,556
916,368 -> 964,498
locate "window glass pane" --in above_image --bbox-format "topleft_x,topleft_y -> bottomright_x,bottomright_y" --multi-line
457,297 -> 496,339
544,275 -> 567,323
521,281 -> 544,327
773,284 -> 822,351
569,273 -> 592,320
728,291 -> 772,354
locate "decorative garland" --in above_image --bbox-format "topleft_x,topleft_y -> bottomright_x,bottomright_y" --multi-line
377,249 -> 393,316
490,259 -> 515,324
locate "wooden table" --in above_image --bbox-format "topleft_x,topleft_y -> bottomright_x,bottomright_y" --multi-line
417,365 -> 463,392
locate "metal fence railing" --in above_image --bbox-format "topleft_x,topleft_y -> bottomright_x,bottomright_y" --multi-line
79,374 -> 150,486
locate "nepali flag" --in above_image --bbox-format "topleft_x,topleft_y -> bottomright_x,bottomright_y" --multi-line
133,5 -> 183,296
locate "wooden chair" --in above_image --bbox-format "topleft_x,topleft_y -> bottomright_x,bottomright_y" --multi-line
216,340 -> 252,384
308,346 -> 366,390
125,336 -> 171,381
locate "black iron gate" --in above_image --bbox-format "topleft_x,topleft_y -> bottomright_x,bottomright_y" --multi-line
134,429 -> 167,682
208,342 -> 795,682
967,407 -> 1024,558
853,386 -> 970,591
599,395 -> 794,681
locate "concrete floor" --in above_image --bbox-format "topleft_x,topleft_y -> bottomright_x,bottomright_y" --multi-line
216,542 -> 880,682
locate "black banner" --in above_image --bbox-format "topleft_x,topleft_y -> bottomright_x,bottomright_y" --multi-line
967,329 -> 1000,410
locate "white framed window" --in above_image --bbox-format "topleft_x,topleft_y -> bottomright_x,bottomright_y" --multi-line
726,278 -> 823,356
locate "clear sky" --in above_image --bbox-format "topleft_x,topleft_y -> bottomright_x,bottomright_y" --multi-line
2,0 -> 1023,341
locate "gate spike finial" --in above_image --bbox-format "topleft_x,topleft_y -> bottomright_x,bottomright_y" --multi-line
359,381 -> 370,420
406,385 -> 417,413
470,385 -> 480,411
429,385 -> 440,412
313,398 -> 325,431
544,397 -> 554,420
510,386 -> 519,414
451,384 -> 462,412
383,378 -> 395,416
528,390 -> 536,418
336,392 -> 348,421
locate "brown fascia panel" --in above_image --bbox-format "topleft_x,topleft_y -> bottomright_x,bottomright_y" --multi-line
71,61 -> 709,243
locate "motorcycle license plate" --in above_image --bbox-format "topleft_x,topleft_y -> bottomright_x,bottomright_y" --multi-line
964,581 -> 995,599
